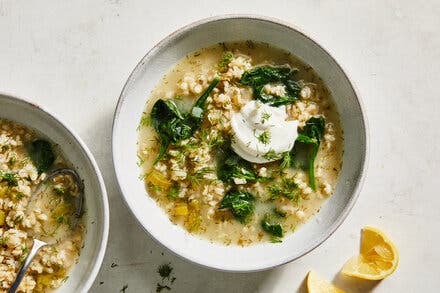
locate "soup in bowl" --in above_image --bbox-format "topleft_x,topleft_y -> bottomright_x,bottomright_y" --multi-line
0,94 -> 109,291
137,42 -> 343,246
113,15 -> 368,271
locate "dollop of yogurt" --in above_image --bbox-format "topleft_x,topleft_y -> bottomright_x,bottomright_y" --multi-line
231,101 -> 299,163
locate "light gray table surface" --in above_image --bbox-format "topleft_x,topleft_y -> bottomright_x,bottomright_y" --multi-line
1,1 -> 439,292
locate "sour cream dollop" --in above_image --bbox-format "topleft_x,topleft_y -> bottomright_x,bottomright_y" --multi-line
231,101 -> 299,163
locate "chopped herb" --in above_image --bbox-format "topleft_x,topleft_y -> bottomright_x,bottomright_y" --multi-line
268,177 -> 299,202
157,263 -> 173,280
188,167 -> 214,186
262,149 -> 281,161
156,263 -> 175,292
137,154 -> 146,167
156,284 -> 171,293
8,156 -> 15,166
257,130 -> 271,145
53,186 -> 65,195
0,172 -> 18,187
19,244 -> 29,262
55,215 -> 65,224
0,237 -> 9,246
21,245 -> 28,255
295,116 -> 325,189
62,276 -> 69,283
218,51 -> 233,72
240,65 -> 301,106
138,112 -> 151,130
261,111 -> 271,124
120,284 -> 128,293
15,193 -> 25,200
167,184 -> 180,199
110,262 -> 119,268
219,190 -> 255,223
149,183 -> 163,193
200,128 -> 225,149
279,151 -> 292,169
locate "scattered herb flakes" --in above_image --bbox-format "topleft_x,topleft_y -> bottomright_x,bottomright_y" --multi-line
99,281 -> 104,285
156,284 -> 171,293
218,51 -> 233,72
157,263 -> 173,280
0,171 -> 18,187
262,149 -> 281,161
110,262 -> 119,268
120,284 -> 128,293
257,130 -> 271,145
167,183 -> 180,199
156,263 -> 176,292
260,111 -> 271,124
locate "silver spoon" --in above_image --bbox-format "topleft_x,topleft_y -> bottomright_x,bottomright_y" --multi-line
8,168 -> 84,293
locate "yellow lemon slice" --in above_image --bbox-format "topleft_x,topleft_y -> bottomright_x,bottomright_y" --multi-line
307,270 -> 345,293
341,226 -> 399,280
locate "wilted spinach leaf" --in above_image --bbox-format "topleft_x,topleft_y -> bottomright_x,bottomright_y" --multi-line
240,66 -> 301,106
150,78 -> 219,164
219,190 -> 255,223
261,217 -> 283,239
295,116 -> 325,190
28,139 -> 55,173
216,146 -> 258,184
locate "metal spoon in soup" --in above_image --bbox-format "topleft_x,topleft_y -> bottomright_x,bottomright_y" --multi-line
8,169 -> 84,293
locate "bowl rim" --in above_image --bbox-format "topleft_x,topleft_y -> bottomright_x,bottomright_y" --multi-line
0,91 -> 110,291
112,14 -> 370,272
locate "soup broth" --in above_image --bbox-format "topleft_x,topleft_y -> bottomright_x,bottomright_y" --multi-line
138,42 -> 343,246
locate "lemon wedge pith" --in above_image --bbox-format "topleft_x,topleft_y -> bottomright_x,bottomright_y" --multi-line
307,270 -> 345,293
341,226 -> 399,280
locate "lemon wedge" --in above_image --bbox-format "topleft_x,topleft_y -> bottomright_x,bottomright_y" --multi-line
341,226 -> 399,280
307,270 -> 345,293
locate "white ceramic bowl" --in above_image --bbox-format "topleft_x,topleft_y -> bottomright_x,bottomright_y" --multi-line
113,15 -> 368,272
0,93 -> 109,292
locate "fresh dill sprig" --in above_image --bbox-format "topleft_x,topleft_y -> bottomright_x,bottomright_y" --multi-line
260,111 -> 271,124
257,130 -> 271,145
262,149 -> 281,161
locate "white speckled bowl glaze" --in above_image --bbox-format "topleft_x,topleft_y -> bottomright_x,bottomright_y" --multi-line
0,93 -> 109,292
112,15 -> 368,272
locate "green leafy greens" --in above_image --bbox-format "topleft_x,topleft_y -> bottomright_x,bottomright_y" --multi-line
28,139 -> 55,174
295,116 -> 325,190
219,190 -> 255,223
150,78 -> 220,164
217,146 -> 258,184
261,216 -> 283,241
239,65 -> 301,106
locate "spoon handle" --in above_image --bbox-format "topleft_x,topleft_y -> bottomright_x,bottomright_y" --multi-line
8,239 -> 47,293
